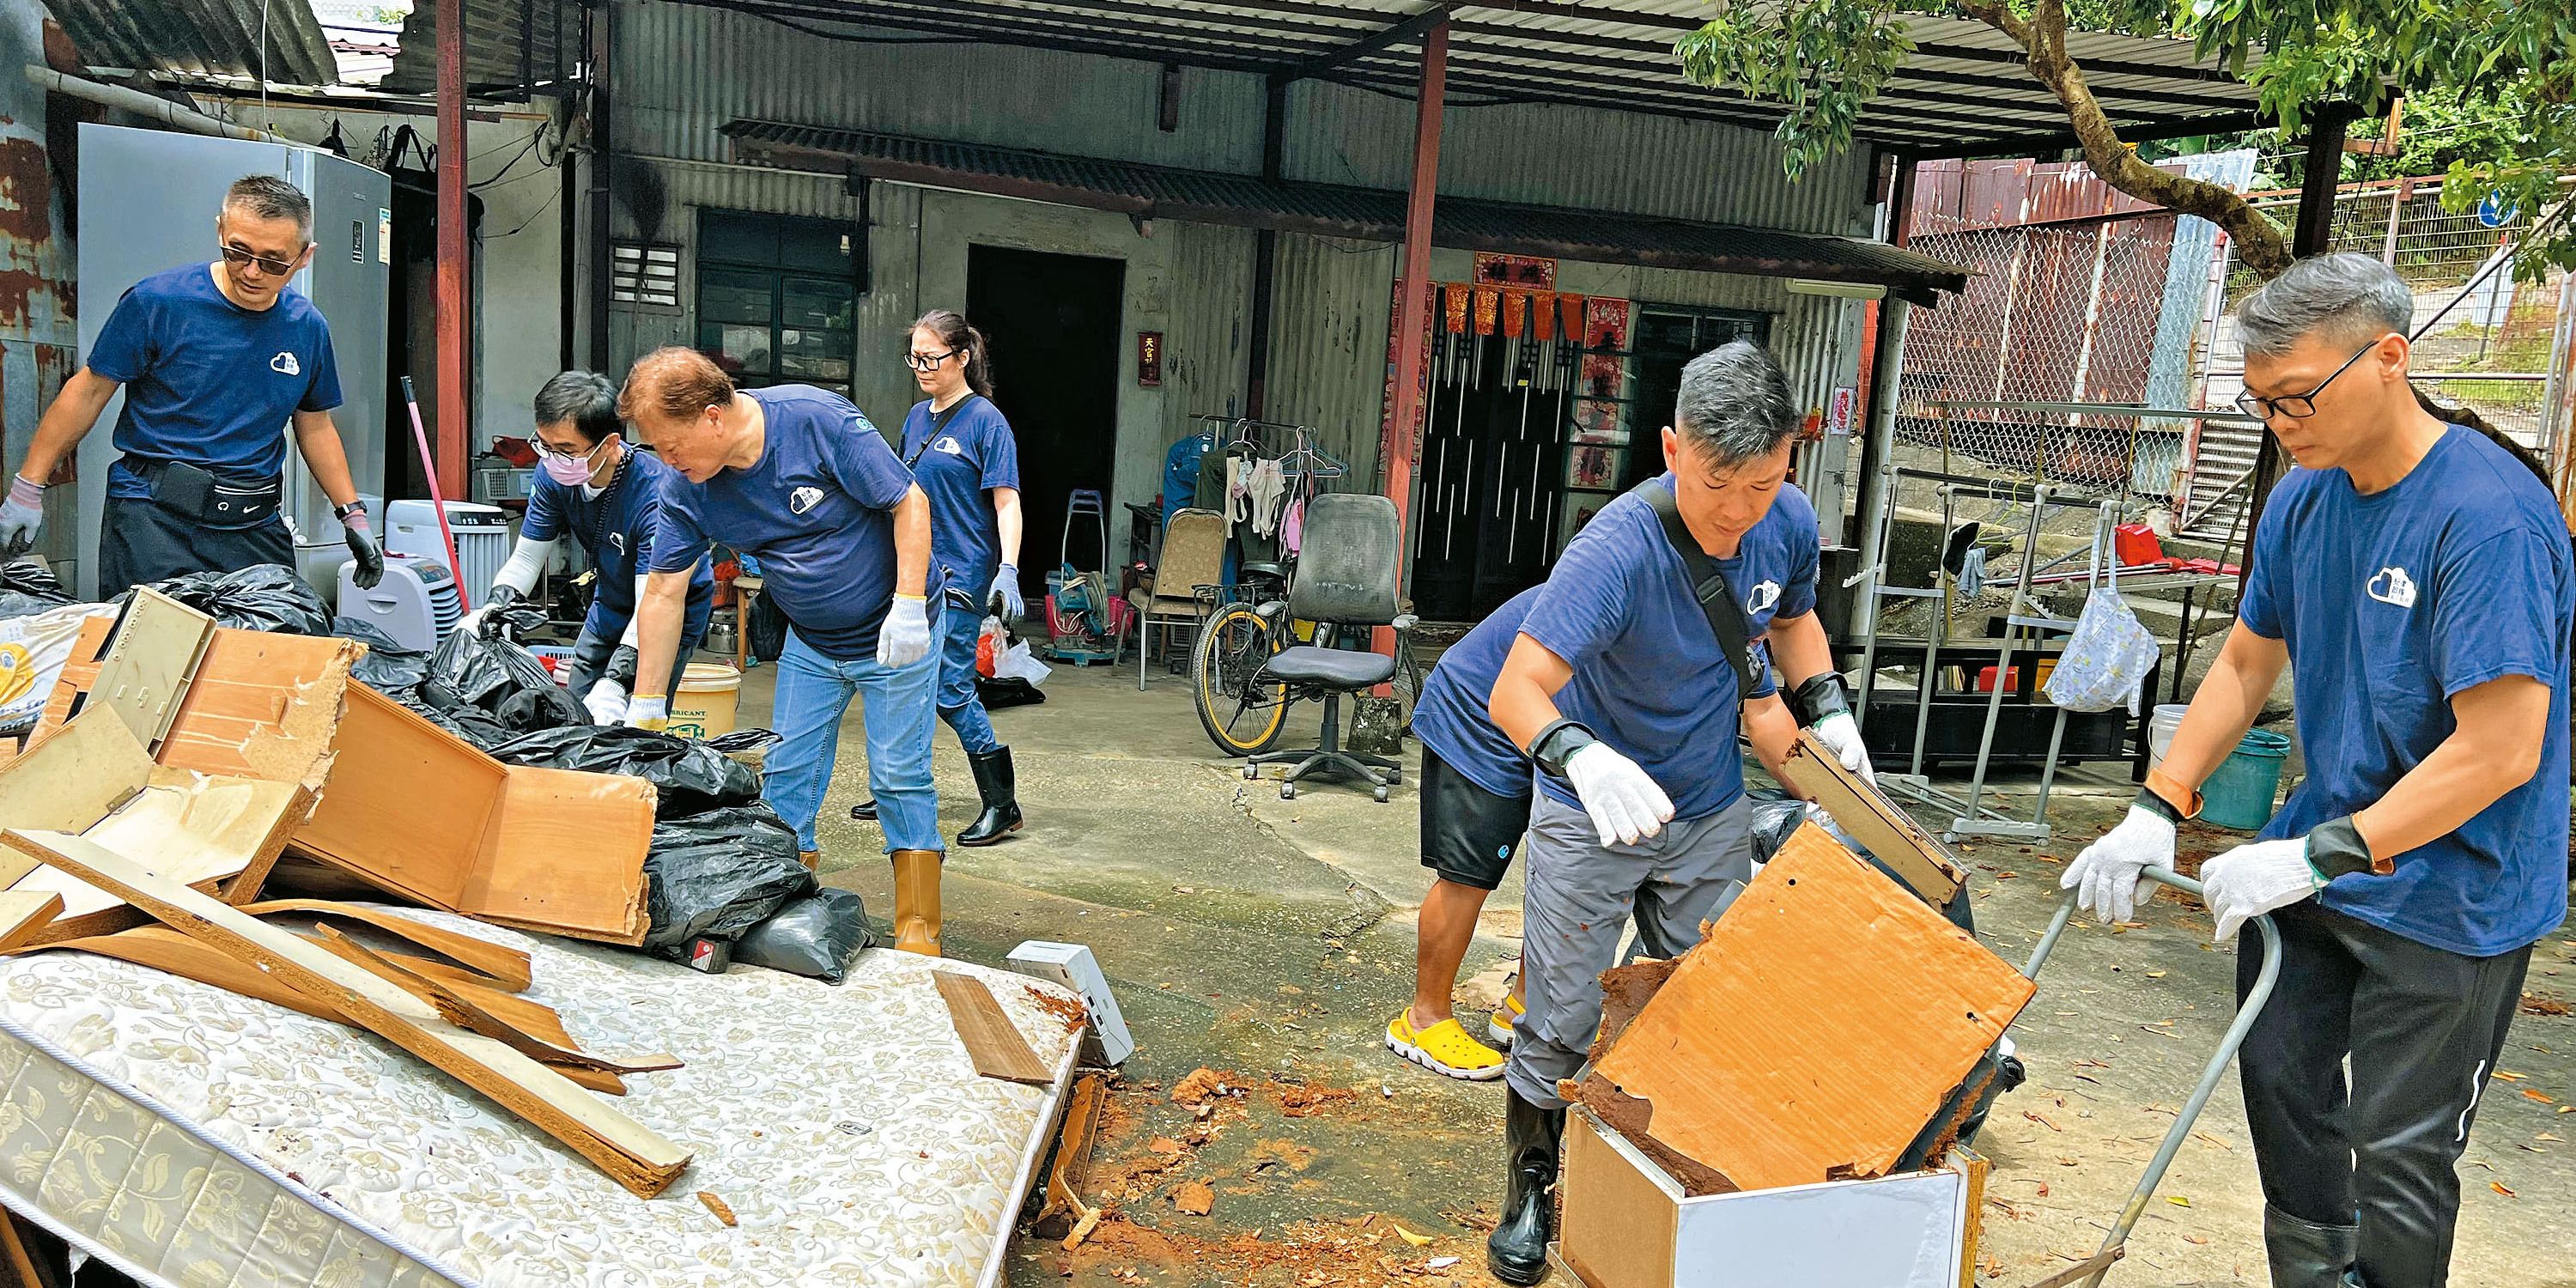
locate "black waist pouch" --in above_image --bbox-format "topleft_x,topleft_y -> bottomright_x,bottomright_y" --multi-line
144,460 -> 283,530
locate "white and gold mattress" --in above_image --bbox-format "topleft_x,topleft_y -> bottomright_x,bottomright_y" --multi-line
0,908 -> 1081,1287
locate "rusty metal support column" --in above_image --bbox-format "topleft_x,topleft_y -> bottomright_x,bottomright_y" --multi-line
1246,73 -> 1287,419
1847,155 -> 1917,626
2239,108 -> 2349,590
1382,21 -> 1445,602
434,0 -> 470,501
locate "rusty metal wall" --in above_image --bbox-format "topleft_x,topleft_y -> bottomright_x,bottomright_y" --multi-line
1160,219 -> 1255,453
619,1 -> 1267,173
2,4 -> 80,571
1281,81 -> 1874,238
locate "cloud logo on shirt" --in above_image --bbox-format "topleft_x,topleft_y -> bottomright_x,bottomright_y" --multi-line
2366,566 -> 2417,609
1744,580 -> 1782,617
788,486 -> 825,515
270,351 -> 300,376
933,436 -> 965,456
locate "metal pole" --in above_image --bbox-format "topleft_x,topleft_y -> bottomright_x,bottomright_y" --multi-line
21,68 -> 283,143
435,0 -> 471,501
586,0 -> 612,372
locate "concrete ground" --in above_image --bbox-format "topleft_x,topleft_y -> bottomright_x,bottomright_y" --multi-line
731,658 -> 2576,1287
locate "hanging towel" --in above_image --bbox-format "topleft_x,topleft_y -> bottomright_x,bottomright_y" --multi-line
1281,496 -> 1305,553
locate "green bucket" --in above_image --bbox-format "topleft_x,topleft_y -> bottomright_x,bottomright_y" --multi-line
2201,729 -> 2292,830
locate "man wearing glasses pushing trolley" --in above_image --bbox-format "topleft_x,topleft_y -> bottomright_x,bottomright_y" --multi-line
4,174 -> 383,597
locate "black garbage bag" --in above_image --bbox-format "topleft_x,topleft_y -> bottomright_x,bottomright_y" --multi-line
427,625 -> 584,732
977,675 -> 1046,710
642,803 -> 816,951
732,887 -> 873,983
384,684 -> 516,747
0,561 -> 73,619
133,564 -> 330,634
748,592 -> 791,663
484,724 -> 761,817
707,727 -> 781,757
331,617 -> 434,692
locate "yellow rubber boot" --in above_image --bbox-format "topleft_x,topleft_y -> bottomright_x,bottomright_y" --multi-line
798,849 -> 820,872
890,848 -> 945,957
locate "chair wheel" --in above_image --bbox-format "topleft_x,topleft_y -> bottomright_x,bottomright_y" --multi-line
1279,784 -> 1297,800
1242,764 -> 1259,781
1372,787 -> 1389,803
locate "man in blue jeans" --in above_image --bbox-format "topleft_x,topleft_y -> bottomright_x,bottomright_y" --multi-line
619,347 -> 949,955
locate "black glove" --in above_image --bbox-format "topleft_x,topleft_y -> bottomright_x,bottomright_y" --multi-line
605,643 -> 641,690
337,502 -> 385,590
1787,672 -> 1851,728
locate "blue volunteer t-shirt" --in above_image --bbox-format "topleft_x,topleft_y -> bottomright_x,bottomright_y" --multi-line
1413,586 -> 1544,799
901,395 -> 1021,595
1521,477 -> 1820,823
650,386 -> 935,660
2239,424 -> 2573,956
521,447 -> 714,644
87,264 -> 343,500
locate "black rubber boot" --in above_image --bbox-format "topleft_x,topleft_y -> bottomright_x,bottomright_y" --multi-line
848,799 -> 878,821
2264,1205 -> 2359,1288
1486,1090 -> 1564,1286
957,746 -> 1024,847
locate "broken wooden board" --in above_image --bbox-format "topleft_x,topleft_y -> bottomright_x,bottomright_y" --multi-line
7,829 -> 691,1195
1589,823 -> 2034,1194
85,587 -> 216,753
1038,1073 -> 1109,1228
39,623 -> 653,945
313,925 -> 682,1075
934,971 -> 1054,1085
244,898 -> 536,990
1777,730 -> 1966,905
0,891 -> 64,954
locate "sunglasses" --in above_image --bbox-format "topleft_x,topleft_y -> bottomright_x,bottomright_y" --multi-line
221,242 -> 307,278
2234,336 -> 2390,422
905,348 -> 960,373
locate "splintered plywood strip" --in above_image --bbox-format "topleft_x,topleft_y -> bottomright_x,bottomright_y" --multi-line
8,830 -> 690,1195
933,971 -> 1054,1085
1777,731 -> 1965,905
0,891 -> 64,954
243,898 -> 536,990
312,926 -> 682,1075
1592,824 -> 2034,1193
48,925 -> 629,1096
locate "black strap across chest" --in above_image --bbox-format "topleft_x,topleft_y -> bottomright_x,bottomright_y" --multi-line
905,395 -> 981,470
1635,479 -> 1760,692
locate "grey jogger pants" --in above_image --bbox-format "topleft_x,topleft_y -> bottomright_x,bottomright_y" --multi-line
1504,792 -> 1755,1109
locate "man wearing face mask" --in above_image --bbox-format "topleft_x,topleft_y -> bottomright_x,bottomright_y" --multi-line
459,371 -> 714,721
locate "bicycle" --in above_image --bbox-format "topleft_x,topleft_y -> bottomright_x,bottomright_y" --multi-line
1189,566 -> 1423,771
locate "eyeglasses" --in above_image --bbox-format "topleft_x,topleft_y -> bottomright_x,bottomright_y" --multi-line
220,243 -> 307,278
533,436 -> 609,462
905,348 -> 959,373
2233,336 -> 2389,421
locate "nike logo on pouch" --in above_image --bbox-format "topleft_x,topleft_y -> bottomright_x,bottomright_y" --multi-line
789,486 -> 824,514
2366,566 -> 2417,609
270,351 -> 300,376
1745,580 -> 1782,616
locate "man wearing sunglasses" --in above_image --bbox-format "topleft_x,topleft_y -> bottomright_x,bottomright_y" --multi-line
2062,253 -> 2571,1287
3,175 -> 380,597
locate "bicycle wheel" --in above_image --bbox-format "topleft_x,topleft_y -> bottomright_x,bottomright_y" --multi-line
1193,602 -> 1291,756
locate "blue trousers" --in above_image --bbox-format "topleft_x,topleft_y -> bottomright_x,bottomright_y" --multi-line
935,593 -> 1000,756
762,626 -> 941,854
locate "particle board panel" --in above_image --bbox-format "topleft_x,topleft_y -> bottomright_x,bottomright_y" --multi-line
0,891 -> 64,953
460,762 -> 655,945
0,702 -> 154,833
1777,732 -> 1966,905
6,829 -> 691,1194
313,926 -> 681,1075
293,684 -> 507,911
39,617 -> 354,792
935,971 -> 1054,1085
85,587 -> 216,752
1560,1109 -> 1682,1288
1590,824 -> 2034,1193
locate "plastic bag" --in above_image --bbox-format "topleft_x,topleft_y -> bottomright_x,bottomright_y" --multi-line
708,727 -> 781,756
331,616 -> 434,693
732,887 -> 873,983
131,563 -> 331,635
483,724 -> 761,817
748,592 -> 791,664
642,803 -> 817,951
0,603 -> 118,734
1747,795 -> 1807,866
994,635 -> 1051,685
0,561 -> 73,620
2043,540 -> 2160,715
427,625 -> 585,732
977,675 -> 1046,710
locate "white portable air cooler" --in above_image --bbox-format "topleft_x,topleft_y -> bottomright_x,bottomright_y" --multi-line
337,554 -> 462,653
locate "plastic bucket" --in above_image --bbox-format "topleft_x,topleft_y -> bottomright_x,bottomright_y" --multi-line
2145,703 -> 2190,773
668,662 -> 743,740
2200,728 -> 2291,830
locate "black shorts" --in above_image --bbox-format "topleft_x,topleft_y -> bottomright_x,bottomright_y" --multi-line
1419,747 -> 1532,891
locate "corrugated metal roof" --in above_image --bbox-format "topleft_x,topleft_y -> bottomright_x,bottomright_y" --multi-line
724,118 -> 1969,300
681,0 -> 2269,157
379,0 -> 573,95
46,0 -> 339,86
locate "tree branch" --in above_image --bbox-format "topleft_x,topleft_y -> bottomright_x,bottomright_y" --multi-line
1962,0 -> 2295,278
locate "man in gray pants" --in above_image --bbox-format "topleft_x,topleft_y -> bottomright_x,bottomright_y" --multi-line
1482,342 -> 1837,1285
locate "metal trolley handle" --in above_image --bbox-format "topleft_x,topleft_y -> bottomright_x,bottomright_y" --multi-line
2014,869 -> 2284,1288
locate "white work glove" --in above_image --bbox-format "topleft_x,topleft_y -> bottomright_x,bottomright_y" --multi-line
2060,804 -> 2177,925
623,694 -> 670,732
1811,711 -> 1877,784
0,475 -> 44,559
584,678 -> 631,726
1563,742 -> 1676,848
2199,837 -> 2326,942
988,563 -> 1025,622
876,592 -> 933,669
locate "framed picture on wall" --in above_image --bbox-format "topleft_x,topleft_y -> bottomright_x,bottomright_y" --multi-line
1571,398 -> 1627,446
1566,445 -> 1625,491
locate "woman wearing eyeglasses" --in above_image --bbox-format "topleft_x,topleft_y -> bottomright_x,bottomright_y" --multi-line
848,310 -> 1028,847
459,370 -> 714,722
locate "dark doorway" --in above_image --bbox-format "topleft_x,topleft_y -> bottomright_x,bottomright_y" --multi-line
1410,339 -> 1570,621
386,167 -> 483,502
1619,307 -> 1771,492
966,246 -> 1125,598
